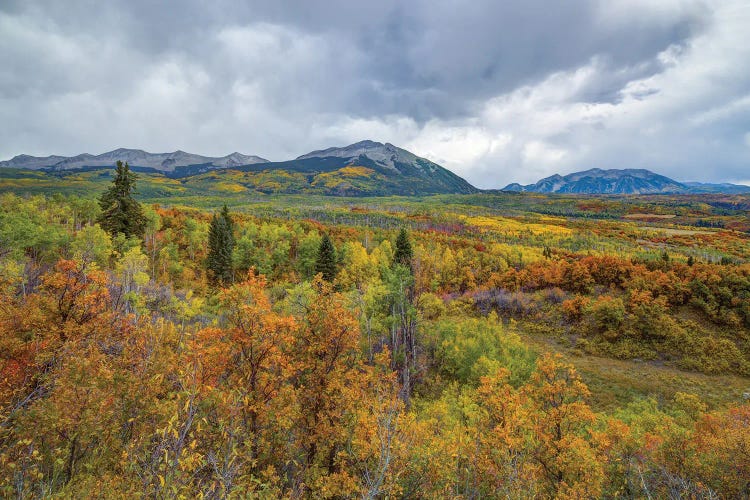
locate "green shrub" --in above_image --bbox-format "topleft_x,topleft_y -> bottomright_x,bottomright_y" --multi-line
427,313 -> 536,387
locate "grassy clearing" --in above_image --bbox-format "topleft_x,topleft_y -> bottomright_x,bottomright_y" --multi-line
636,225 -> 716,236
521,333 -> 750,412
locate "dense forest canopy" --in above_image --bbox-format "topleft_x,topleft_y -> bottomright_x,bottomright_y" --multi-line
1,178 -> 749,497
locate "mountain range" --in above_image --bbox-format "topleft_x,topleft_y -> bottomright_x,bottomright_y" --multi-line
2,146 -> 748,196
0,141 -> 478,196
502,168 -> 750,195
0,149 -> 268,175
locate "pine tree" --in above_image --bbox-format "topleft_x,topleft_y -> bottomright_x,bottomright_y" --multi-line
315,233 -> 337,282
390,228 -> 417,403
97,161 -> 147,238
393,228 -> 413,270
219,204 -> 234,241
207,205 -> 235,284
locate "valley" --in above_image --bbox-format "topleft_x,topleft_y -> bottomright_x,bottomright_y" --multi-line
1,155 -> 750,496
4,0 -> 750,495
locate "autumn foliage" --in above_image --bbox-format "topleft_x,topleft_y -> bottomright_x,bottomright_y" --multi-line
1,192 -> 749,497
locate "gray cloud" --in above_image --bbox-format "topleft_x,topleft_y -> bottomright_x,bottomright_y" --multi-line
1,0 -> 748,188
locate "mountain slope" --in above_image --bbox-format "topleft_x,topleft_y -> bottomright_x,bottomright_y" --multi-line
682,182 -> 750,194
128,140 -> 477,195
0,149 -> 269,173
289,140 -> 477,195
1,154 -> 68,169
503,168 -> 687,194
191,141 -> 477,196
298,140 -> 419,172
0,141 -> 478,196
502,168 -> 750,195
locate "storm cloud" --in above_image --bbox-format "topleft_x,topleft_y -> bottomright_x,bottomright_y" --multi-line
1,0 -> 748,187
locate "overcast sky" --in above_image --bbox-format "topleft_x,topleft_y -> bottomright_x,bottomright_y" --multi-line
1,0 -> 749,188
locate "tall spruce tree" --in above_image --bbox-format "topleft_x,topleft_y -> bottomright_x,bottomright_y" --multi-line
393,227 -> 413,270
315,233 -> 337,282
389,228 -> 417,403
207,205 -> 235,284
218,204 -> 234,242
97,161 -> 147,238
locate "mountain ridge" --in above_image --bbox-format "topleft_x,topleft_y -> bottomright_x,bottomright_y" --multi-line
0,141 -> 478,196
502,168 -> 750,194
0,148 -> 269,172
5,148 -> 747,196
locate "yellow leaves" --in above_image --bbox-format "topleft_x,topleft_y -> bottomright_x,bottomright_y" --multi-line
431,354 -> 606,497
333,166 -> 376,177
671,392 -> 707,421
311,166 -> 377,190
461,214 -> 573,237
213,181 -> 248,193
337,241 -> 378,290
518,354 -> 603,496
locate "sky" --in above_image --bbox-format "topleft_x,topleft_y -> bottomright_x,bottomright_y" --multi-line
1,0 -> 749,188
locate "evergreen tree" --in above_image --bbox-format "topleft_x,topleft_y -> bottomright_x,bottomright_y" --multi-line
97,161 -> 147,238
207,205 -> 235,284
219,204 -> 234,241
390,229 -> 417,402
687,255 -> 695,267
393,228 -> 413,270
315,233 -> 337,282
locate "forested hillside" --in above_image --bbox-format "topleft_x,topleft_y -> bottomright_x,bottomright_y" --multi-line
1,170 -> 749,497
0,141 -> 479,197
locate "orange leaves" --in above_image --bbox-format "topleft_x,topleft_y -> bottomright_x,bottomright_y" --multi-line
39,259 -> 112,341
1,258 -> 117,431
0,292 -> 44,408
407,354 -> 605,497
561,295 -> 590,322
181,271 -> 401,496
293,275 -> 360,429
476,368 -> 526,462
188,326 -> 226,390
686,404 -> 750,496
190,270 -> 298,435
519,355 -> 602,497
581,254 -> 630,287
527,354 -> 592,402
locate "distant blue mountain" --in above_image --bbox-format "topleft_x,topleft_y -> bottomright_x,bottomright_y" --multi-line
681,182 -> 750,194
503,168 -> 750,194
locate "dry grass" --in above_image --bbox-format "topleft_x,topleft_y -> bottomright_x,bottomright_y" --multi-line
637,226 -> 715,236
521,334 -> 750,412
